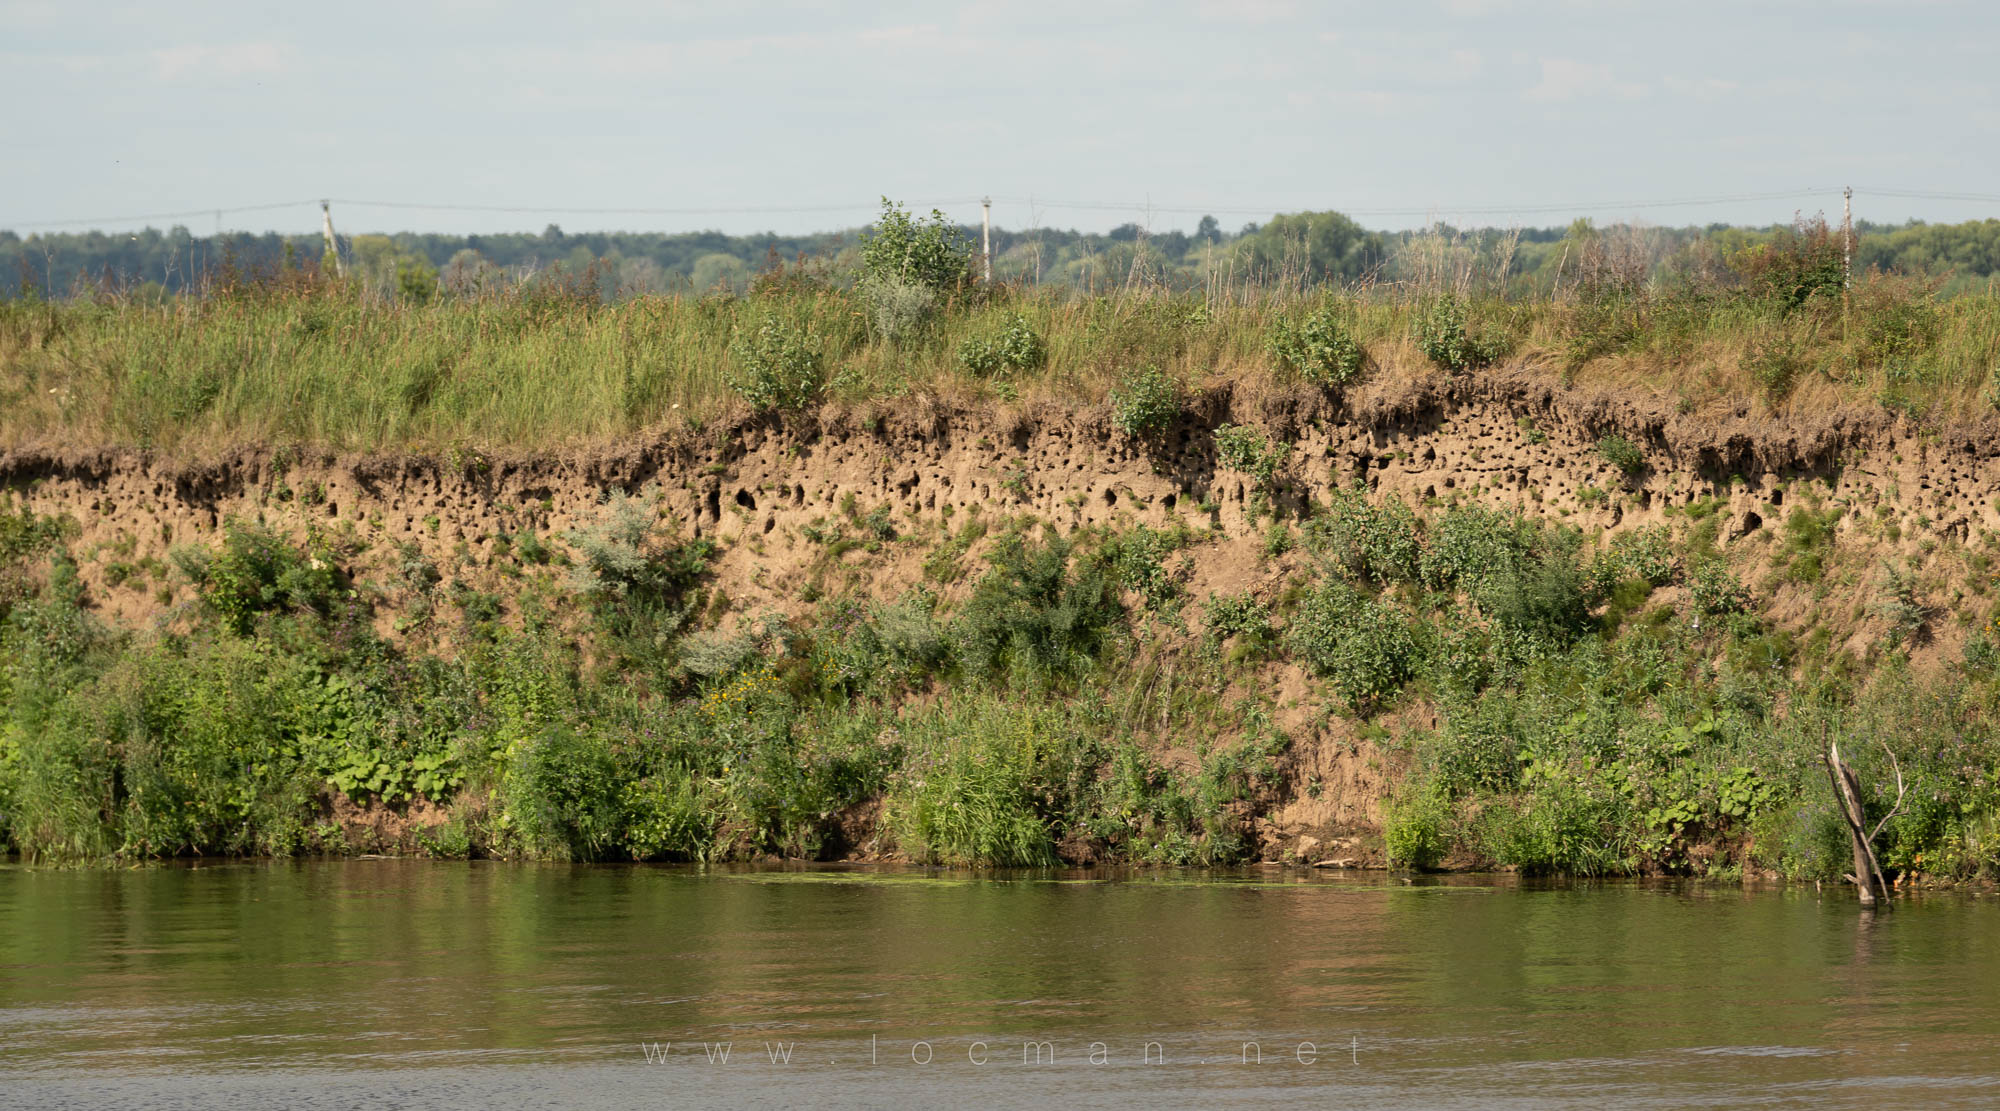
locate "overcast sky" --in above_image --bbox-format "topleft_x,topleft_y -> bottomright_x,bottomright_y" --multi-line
5,0 -> 1997,238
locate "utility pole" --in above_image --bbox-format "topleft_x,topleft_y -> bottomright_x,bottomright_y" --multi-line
320,200 -> 343,278
981,196 -> 993,284
1842,186 -> 1854,330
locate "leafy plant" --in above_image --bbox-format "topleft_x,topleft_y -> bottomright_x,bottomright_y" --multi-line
1307,488 -> 1420,584
728,314 -> 830,412
1688,559 -> 1752,617
1596,433 -> 1645,477
1413,295 -> 1503,373
859,198 -> 974,293
1384,782 -> 1452,870
176,521 -> 345,636
958,314 -> 1047,376
892,701 -> 1058,867
1213,424 -> 1292,493
1267,304 -> 1365,388
1285,581 -> 1419,707
1743,329 -> 1813,404
1108,364 -> 1181,440
952,533 -> 1122,684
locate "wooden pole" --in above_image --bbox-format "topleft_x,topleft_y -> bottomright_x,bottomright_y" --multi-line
1825,740 -> 1890,908
981,196 -> 993,284
320,200 -> 343,278
1842,186 -> 1853,336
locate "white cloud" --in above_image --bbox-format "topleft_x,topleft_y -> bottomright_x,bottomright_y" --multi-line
1524,57 -> 1645,102
1664,75 -> 1740,101
1196,0 -> 1298,25
151,41 -> 289,80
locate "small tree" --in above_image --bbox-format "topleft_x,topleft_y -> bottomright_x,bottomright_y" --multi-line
1109,365 -> 1181,440
728,315 -> 829,412
1413,295 -> 1503,373
860,198 -> 973,293
1267,305 -> 1365,388
859,199 -> 976,344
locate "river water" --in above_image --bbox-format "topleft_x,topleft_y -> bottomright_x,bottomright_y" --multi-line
1,861 -> 1996,1109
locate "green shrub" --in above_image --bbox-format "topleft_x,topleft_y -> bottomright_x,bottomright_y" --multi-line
952,533 -> 1122,684
1688,559 -> 1751,617
0,497 -> 72,623
727,314 -> 829,412
1204,593 -> 1271,642
1875,561 -> 1927,646
176,521 -> 344,637
1383,782 -> 1452,870
566,487 -> 714,604
61,639 -> 329,858
957,336 -> 1002,376
1592,526 -> 1677,592
1481,759 -> 1632,876
503,724 -> 626,860
1477,533 -> 1596,647
1108,364 -> 1181,439
1424,614 -> 1496,698
1413,295 -> 1503,373
1101,525 -> 1186,610
1419,504 -> 1534,591
1213,424 -> 1291,492
1596,433 -> 1645,476
865,277 -> 935,344
1307,488 -> 1421,584
1743,329 -> 1812,404
809,594 -> 947,694
1285,581 -> 1419,706
1423,700 -> 1525,795
1726,216 -> 1845,314
873,594 -> 950,680
958,314 -> 1047,376
1267,304 -> 1365,388
859,198 -> 973,294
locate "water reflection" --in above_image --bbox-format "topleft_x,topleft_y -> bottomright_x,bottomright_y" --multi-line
1,862 -> 1995,1108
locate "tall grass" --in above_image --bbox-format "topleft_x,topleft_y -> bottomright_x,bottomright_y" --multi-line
4,250 -> 1999,453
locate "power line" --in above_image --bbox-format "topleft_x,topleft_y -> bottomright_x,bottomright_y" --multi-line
4,186 -> 1990,233
1006,188 -> 1838,219
9,200 -> 320,230
1850,187 -> 2000,205
326,198 -> 986,217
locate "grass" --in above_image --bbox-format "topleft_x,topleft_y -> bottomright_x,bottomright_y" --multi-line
4,260 -> 1999,454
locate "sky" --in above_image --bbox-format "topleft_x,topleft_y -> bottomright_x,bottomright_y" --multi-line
4,0 -> 1998,238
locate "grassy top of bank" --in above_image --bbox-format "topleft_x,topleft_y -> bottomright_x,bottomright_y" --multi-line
3,208 -> 1999,455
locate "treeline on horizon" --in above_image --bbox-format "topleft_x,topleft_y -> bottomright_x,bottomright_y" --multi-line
6,209 -> 2000,301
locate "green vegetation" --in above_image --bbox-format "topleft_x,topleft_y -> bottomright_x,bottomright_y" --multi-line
1413,295 -> 1505,373
1108,365 -> 1182,440
5,199 -> 2000,881
727,314 -> 831,413
1267,302 -> 1365,388
3,478 -> 1995,883
957,313 -> 1047,377
1596,434 -> 1646,477
13,211 -> 1998,302
1213,424 -> 1292,494
5,205 -> 2000,453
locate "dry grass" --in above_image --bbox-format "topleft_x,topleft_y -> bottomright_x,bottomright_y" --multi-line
3,265 -> 1997,456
